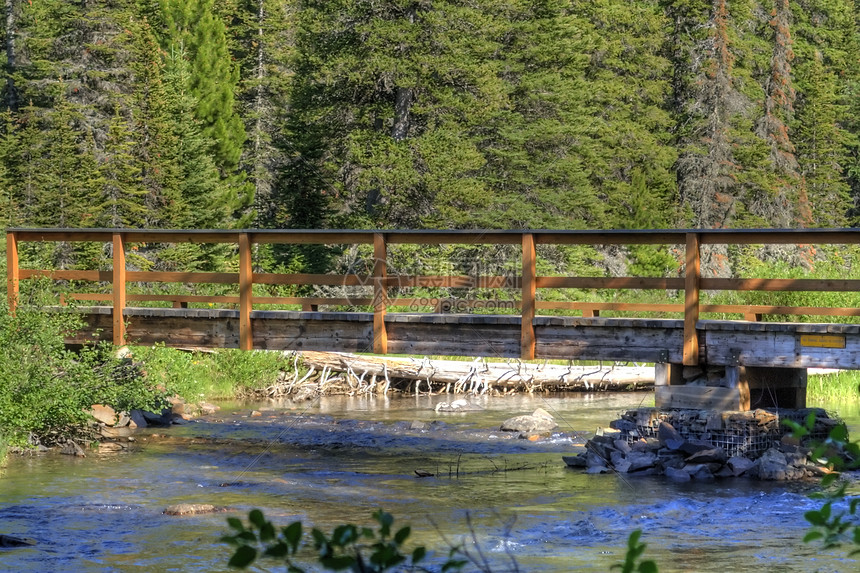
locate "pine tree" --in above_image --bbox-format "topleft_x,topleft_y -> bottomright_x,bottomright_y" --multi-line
96,106 -> 148,228
161,0 -> 246,172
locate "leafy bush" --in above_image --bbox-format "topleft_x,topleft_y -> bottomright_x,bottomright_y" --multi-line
222,508 -> 462,572
786,412 -> 860,555
0,302 -> 167,447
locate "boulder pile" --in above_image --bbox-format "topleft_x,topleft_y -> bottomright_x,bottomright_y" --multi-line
564,407 -> 848,481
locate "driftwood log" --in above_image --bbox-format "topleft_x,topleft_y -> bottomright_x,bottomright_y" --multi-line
296,351 -> 654,395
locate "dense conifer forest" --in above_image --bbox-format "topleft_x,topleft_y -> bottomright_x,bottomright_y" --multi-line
1,0 -> 858,277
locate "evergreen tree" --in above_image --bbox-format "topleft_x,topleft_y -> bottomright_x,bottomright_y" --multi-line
161,0 -> 246,172
96,106 -> 148,228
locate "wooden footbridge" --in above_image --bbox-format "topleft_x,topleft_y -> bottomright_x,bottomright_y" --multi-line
7,228 -> 860,410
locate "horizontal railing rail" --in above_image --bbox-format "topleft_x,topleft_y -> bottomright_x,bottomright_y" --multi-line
8,228 -> 860,365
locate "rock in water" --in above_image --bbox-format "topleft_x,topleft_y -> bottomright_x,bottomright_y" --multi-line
0,534 -> 37,547
499,414 -> 557,433
163,504 -> 229,516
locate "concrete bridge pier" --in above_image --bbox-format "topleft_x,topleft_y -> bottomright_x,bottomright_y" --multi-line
655,363 -> 808,411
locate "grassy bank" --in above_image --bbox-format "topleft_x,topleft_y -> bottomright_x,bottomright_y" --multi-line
808,370 -> 860,403
129,345 -> 293,402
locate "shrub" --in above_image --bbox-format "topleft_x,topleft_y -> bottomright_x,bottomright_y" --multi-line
0,302 -> 167,447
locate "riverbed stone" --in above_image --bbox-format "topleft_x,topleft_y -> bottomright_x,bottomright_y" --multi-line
685,447 -> 727,465
500,413 -> 557,433
563,454 -> 588,468
88,404 -> 118,426
163,504 -> 229,516
727,456 -> 755,476
627,451 -> 658,472
0,534 -> 37,547
60,441 -> 86,457
129,410 -> 148,429
665,466 -> 691,481
755,448 -> 789,480
657,421 -> 683,450
141,407 -> 172,426
100,425 -> 135,439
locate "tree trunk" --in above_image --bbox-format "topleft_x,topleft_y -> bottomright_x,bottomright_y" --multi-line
298,351 -> 654,393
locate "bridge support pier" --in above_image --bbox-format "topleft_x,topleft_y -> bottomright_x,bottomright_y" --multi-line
655,363 -> 807,411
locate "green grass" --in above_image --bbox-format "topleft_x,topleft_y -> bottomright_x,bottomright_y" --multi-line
807,371 -> 860,402
130,345 -> 292,402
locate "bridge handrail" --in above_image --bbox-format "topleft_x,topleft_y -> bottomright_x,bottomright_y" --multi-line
8,227 -> 860,365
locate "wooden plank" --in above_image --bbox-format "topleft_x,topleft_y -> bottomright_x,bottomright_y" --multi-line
704,329 -> 860,368
386,231 -> 521,245
386,322 -> 521,358
126,271 -> 238,284
521,233 -> 536,359
253,296 -> 372,306
12,230 -> 115,242
250,230 -> 375,245
698,229 -> 860,245
239,232 -> 253,351
536,301 -> 682,312
6,231 -> 18,313
20,269 -> 112,281
373,233 -> 388,354
655,385 -> 750,411
112,233 -> 126,346
123,231 -> 240,244
536,276 -> 684,290
253,273 -> 368,286
536,323 -> 684,363
701,277 -> 860,292
684,233 -> 700,366
534,231 -> 686,245
389,275 -> 519,288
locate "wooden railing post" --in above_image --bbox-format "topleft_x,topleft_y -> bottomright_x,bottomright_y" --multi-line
683,232 -> 701,366
521,233 -> 536,359
239,232 -> 253,350
112,232 -> 127,346
6,231 -> 19,314
373,233 -> 388,354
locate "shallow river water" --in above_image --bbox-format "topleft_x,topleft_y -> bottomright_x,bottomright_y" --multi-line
1,392 -> 859,572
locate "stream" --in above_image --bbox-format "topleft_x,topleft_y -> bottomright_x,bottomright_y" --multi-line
1,392 -> 858,572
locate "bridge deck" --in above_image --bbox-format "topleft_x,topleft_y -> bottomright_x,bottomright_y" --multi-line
68,306 -> 860,370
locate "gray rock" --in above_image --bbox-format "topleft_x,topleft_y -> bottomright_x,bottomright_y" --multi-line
115,411 -> 131,428
129,410 -> 148,429
684,464 -> 715,480
500,414 -> 557,433
686,447 -> 727,465
657,421 -> 682,448
410,420 -> 427,430
679,439 -> 713,456
163,504 -> 229,516
60,441 -> 86,457
614,459 -> 632,473
756,448 -> 789,481
562,454 -> 587,468
532,407 -> 554,420
0,534 -> 36,547
142,408 -> 172,426
727,456 -> 755,477
665,466 -> 691,481
613,439 -> 632,455
627,451 -> 658,472
585,465 -> 610,474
